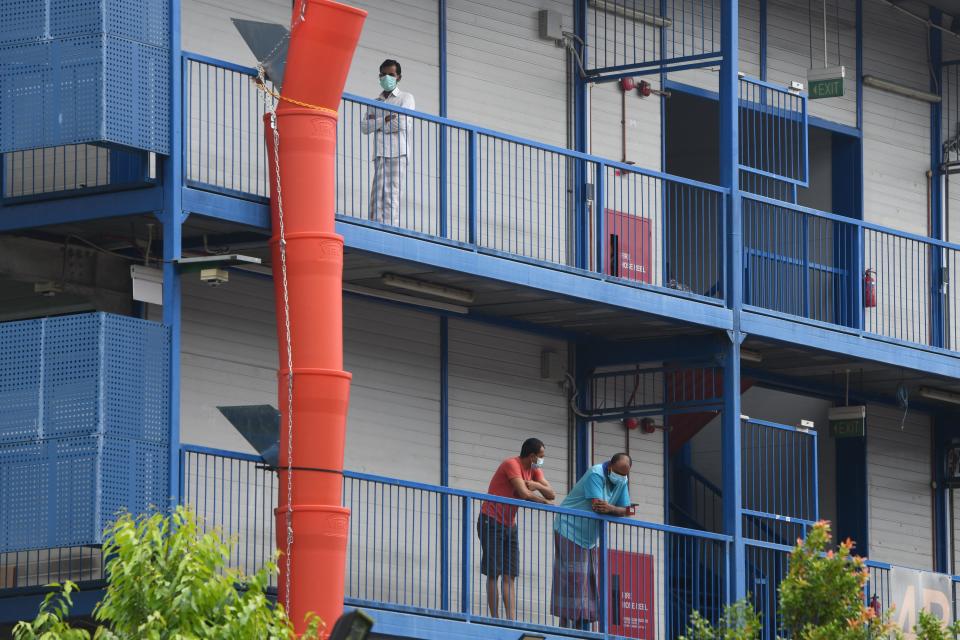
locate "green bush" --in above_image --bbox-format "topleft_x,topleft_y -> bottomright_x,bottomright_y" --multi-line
13,507 -> 320,639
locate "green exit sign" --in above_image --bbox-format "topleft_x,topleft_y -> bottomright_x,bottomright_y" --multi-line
807,66 -> 846,99
809,78 -> 844,99
829,404 -> 866,438
830,418 -> 864,438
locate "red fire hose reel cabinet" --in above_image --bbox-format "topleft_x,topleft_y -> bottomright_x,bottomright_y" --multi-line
604,209 -> 652,283
608,550 -> 656,639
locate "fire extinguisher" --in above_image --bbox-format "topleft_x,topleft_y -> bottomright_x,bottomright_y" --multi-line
863,268 -> 877,308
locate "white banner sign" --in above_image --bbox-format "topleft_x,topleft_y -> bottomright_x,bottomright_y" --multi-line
888,566 -> 953,637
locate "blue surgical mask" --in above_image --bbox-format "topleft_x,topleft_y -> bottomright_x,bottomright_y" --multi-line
533,457 -> 544,469
379,75 -> 397,92
608,470 -> 628,486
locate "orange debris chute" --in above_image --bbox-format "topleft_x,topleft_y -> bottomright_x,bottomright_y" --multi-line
263,0 -> 366,634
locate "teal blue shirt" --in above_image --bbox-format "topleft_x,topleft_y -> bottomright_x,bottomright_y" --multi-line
553,463 -> 631,548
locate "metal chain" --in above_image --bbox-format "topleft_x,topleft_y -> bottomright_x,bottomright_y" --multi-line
263,76 -> 296,617
259,3 -> 306,618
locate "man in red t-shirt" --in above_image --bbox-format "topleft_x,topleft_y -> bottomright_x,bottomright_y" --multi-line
478,437 -> 556,620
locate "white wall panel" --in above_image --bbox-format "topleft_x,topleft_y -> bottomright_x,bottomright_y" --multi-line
448,319 -> 570,495
165,275 -> 441,483
866,404 -> 933,570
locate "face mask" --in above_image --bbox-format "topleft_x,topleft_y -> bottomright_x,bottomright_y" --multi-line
533,457 -> 544,469
379,75 -> 397,92
608,470 -> 628,486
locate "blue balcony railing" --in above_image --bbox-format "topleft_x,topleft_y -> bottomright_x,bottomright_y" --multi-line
180,445 -> 730,639
743,193 -> 960,350
180,52 -> 960,355
182,51 -> 727,303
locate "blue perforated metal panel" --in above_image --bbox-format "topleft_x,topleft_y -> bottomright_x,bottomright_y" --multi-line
0,0 -> 169,46
0,0 -> 170,155
0,313 -> 170,552
0,35 -> 170,155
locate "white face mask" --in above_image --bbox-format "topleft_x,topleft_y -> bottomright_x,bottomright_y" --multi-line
533,457 -> 544,469
608,470 -> 628,486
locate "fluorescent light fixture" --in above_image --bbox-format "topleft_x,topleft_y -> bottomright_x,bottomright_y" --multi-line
234,265 -> 471,313
862,75 -> 940,103
381,273 -> 474,304
918,387 -> 960,405
828,405 -> 866,421
740,348 -> 763,363
588,0 -> 672,28
33,281 -> 63,297
344,283 -> 469,314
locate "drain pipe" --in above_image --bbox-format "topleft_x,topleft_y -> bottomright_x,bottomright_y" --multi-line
263,0 -> 365,633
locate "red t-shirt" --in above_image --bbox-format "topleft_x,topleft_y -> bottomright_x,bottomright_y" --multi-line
480,457 -> 545,526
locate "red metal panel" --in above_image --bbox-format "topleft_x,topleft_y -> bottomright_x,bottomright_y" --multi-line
604,208 -> 652,283
608,549 -> 656,638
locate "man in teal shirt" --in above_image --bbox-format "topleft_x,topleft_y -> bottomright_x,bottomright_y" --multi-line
552,453 -> 633,630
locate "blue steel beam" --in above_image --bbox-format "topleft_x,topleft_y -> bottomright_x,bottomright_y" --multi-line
741,310 -> 960,379
337,220 -> 734,331
182,187 -> 270,229
0,187 -> 163,232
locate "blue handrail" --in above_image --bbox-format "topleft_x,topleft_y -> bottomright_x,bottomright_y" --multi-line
180,445 -> 732,637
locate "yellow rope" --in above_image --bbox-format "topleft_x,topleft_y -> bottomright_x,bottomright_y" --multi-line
253,76 -> 339,118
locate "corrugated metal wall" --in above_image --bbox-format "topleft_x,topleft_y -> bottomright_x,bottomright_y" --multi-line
448,318 -> 570,495
168,274 -> 577,491
162,274 -> 444,483
866,404 -> 933,570
862,0 -> 930,236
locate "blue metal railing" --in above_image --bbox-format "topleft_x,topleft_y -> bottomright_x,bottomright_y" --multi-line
738,76 -> 808,187
0,546 -> 104,591
180,445 -> 278,584
183,53 -> 271,200
1,144 -> 153,202
336,94 -> 727,300
179,52 -> 960,354
585,0 -> 723,78
181,51 -> 727,303
741,418 -> 818,547
672,464 -> 723,534
180,445 -> 731,638
743,193 -> 960,350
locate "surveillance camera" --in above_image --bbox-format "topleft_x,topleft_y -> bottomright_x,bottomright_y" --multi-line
200,267 -> 229,287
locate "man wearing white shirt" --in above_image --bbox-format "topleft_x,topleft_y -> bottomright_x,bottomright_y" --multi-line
361,59 -> 415,226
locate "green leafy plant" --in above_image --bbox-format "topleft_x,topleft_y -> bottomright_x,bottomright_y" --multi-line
680,521 -> 899,640
680,600 -> 762,640
914,609 -> 960,640
14,507 -> 320,639
779,521 -> 896,640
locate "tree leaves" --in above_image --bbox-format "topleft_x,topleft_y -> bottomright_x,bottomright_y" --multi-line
13,507 -> 322,640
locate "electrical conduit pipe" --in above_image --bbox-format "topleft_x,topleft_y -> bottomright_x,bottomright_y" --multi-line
264,0 -> 365,633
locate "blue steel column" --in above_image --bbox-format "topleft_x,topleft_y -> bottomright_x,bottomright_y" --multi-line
759,0 -> 767,81
439,317 -> 451,610
574,0 -> 589,269
574,344 -> 592,480
720,0 -> 745,602
438,0 -> 448,238
163,0 -> 183,508
934,418 -> 950,573
930,10 -> 945,349
573,0 -> 592,480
